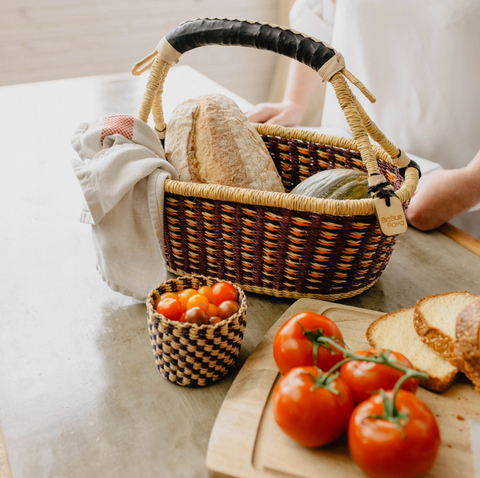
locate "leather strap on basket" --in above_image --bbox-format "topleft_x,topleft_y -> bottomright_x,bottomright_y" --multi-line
132,17 -> 419,222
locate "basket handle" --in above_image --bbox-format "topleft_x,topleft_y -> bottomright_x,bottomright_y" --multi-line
132,17 -> 420,197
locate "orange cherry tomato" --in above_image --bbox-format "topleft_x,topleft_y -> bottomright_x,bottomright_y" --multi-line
160,292 -> 179,302
198,286 -> 212,301
209,316 -> 223,325
156,298 -> 184,321
216,300 -> 240,319
210,282 -> 238,306
340,348 -> 419,404
349,390 -> 440,478
206,303 -> 218,318
186,294 -> 210,312
184,307 -> 209,325
177,288 -> 197,309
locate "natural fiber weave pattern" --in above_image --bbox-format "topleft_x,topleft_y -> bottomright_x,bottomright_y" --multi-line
163,137 -> 403,300
147,275 -> 247,387
133,29 -> 419,301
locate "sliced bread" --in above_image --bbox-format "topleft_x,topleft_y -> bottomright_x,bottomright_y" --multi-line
455,299 -> 480,393
366,306 -> 457,392
413,291 -> 478,367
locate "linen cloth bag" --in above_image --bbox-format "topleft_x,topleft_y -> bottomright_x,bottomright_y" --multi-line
71,114 -> 178,300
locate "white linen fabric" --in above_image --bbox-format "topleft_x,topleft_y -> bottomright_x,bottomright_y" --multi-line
71,115 -> 178,300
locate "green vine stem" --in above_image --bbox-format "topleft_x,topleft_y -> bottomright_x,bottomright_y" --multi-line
300,326 -> 429,433
303,369 -> 342,396
298,324 -> 345,365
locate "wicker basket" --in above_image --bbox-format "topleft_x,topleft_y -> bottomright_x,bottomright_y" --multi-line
147,275 -> 247,387
133,18 -> 419,301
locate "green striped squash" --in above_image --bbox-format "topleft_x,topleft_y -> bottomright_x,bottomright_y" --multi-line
290,168 -> 370,200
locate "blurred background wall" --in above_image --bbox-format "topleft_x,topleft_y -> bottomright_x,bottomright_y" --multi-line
0,0 -> 327,124
0,1 -> 281,103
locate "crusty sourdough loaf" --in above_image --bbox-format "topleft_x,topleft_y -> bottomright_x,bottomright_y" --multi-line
455,299 -> 480,393
413,291 -> 478,368
164,94 -> 285,193
366,306 -> 457,392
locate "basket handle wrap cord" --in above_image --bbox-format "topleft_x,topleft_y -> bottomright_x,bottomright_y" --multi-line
165,18 -> 337,73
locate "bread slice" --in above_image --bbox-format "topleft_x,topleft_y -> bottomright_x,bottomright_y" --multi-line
366,306 -> 457,392
455,299 -> 480,393
414,291 -> 478,368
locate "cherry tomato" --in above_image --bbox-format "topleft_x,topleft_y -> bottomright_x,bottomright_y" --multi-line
177,288 -> 197,309
216,300 -> 240,319
184,307 -> 209,325
156,298 -> 184,321
273,312 -> 345,375
206,303 -> 218,318
272,366 -> 354,448
340,348 -> 419,404
210,282 -> 238,306
186,293 -> 210,312
198,286 -> 212,301
159,292 -> 179,302
209,316 -> 223,325
349,390 -> 440,478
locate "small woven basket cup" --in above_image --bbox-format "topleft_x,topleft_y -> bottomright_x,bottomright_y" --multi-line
146,275 -> 247,387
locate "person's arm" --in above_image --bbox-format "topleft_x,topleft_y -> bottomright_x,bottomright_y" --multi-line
244,59 -> 322,126
406,148 -> 480,231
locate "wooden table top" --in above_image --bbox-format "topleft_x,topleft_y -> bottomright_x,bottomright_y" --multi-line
1,66 -> 480,478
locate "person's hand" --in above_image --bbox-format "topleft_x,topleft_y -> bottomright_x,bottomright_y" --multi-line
406,168 -> 477,231
244,100 -> 304,127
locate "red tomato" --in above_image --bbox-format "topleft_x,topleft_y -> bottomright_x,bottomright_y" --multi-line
186,293 -> 210,312
349,390 -> 441,478
216,300 -> 240,319
156,298 -> 184,321
210,282 -> 238,306
340,348 -> 419,404
209,316 -> 223,325
273,312 -> 345,375
184,307 -> 209,325
272,366 -> 354,448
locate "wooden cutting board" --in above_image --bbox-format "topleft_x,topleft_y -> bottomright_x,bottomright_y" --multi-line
206,299 -> 480,478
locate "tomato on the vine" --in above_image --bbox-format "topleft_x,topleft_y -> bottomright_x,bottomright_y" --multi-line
273,312 -> 345,375
349,390 -> 440,478
340,348 -> 419,404
272,366 -> 354,448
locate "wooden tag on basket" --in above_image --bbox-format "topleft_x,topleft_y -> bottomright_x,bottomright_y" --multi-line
374,197 -> 407,236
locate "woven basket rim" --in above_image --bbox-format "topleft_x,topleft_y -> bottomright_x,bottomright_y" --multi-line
163,125 -> 418,216
146,274 -> 247,330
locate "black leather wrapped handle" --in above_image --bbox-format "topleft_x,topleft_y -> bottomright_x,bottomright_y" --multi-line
165,18 -> 336,72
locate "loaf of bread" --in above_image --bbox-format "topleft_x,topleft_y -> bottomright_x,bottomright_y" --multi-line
366,306 -> 458,392
413,291 -> 478,368
164,94 -> 285,192
455,299 -> 480,393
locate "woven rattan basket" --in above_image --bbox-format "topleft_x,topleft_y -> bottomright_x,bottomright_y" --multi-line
147,275 -> 247,387
133,18 -> 420,301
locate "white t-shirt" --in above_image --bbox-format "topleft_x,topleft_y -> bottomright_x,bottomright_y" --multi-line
290,0 -> 480,171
